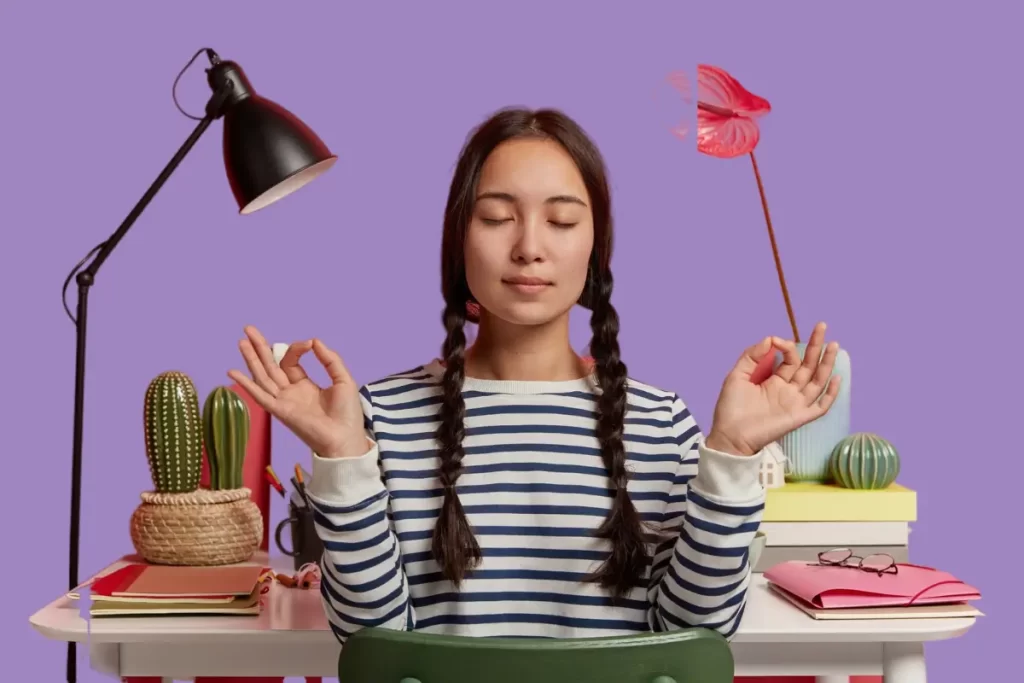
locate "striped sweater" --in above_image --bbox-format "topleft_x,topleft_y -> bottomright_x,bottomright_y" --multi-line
306,359 -> 766,643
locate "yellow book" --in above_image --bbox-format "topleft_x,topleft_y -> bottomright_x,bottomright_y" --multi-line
763,482 -> 916,522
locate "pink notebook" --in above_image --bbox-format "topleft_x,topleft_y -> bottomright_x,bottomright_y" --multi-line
763,560 -> 981,609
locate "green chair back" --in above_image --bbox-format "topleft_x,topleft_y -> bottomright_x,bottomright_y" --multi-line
337,627 -> 734,683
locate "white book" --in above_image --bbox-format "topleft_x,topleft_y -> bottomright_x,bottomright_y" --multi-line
760,521 -> 909,547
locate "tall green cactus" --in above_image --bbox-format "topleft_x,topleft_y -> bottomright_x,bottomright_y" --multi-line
143,371 -> 203,493
203,386 -> 250,490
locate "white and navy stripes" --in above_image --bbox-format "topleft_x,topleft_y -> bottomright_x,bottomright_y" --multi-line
306,360 -> 766,643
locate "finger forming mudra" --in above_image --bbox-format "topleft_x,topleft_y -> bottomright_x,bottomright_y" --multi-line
234,327 -> 291,399
226,326 -> 368,460
771,321 -> 842,414
707,322 -> 842,457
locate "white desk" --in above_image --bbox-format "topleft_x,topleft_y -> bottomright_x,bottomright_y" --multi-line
30,555 -> 975,683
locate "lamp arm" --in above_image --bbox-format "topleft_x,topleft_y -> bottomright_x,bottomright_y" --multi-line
81,89 -> 229,279
64,83 -> 228,683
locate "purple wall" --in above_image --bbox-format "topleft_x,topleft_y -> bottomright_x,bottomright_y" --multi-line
4,2 -> 1019,681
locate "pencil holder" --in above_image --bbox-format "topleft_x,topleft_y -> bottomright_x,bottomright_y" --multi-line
130,487 -> 263,565
274,496 -> 324,570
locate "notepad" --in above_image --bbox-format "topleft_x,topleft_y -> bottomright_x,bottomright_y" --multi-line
76,563 -> 264,602
89,583 -> 263,617
769,583 -> 983,621
115,564 -> 263,598
764,560 -> 981,610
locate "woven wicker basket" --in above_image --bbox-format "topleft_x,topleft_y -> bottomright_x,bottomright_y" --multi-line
130,487 -> 263,566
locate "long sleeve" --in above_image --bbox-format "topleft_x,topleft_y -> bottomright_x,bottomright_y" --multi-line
306,385 -> 415,643
647,395 -> 766,639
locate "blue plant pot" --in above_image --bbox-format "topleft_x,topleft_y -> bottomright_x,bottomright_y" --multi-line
774,342 -> 852,482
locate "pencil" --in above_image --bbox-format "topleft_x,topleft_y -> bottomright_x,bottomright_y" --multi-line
293,464 -> 312,505
265,465 -> 286,498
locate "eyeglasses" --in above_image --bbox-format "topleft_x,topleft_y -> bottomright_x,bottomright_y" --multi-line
813,548 -> 898,576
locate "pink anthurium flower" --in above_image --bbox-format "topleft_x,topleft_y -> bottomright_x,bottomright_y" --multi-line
668,65 -> 800,342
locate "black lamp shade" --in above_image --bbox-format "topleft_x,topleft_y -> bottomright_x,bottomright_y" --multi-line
222,94 -> 337,214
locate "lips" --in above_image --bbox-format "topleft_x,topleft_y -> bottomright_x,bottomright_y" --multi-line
503,276 -> 551,286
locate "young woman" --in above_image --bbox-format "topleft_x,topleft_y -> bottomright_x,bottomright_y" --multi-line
229,107 -> 841,644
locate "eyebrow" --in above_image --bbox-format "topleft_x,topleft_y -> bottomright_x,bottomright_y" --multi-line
475,191 -> 588,208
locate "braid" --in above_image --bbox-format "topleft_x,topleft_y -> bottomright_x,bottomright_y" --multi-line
431,298 -> 483,585
587,269 -> 649,597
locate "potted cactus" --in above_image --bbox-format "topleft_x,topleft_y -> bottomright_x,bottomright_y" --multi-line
203,385 -> 251,491
141,370 -> 205,493
129,372 -> 263,565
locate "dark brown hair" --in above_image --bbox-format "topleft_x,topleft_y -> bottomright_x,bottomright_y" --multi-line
434,107 -> 647,597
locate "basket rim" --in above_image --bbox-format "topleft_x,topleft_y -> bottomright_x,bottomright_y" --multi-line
139,487 -> 253,506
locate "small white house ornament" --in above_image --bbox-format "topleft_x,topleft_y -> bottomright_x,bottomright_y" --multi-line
760,441 -> 788,488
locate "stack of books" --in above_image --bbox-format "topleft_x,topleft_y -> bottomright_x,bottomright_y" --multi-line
754,482 -> 916,572
70,562 -> 266,617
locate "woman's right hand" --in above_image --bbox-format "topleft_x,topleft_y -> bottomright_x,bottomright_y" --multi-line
228,326 -> 370,459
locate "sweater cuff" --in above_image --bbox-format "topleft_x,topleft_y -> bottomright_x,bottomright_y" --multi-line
308,440 -> 384,505
693,437 -> 765,504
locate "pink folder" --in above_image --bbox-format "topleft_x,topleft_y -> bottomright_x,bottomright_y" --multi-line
763,560 -> 981,609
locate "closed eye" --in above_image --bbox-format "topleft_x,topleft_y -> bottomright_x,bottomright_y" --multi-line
479,217 -> 576,228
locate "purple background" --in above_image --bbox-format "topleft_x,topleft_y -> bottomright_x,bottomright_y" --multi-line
3,1 -> 1020,681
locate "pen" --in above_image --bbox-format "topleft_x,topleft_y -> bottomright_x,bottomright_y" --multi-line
290,476 -> 310,507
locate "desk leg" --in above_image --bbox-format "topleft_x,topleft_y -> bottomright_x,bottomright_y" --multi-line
882,642 -> 926,683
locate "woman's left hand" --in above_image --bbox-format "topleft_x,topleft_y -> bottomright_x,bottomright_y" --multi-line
704,322 -> 842,457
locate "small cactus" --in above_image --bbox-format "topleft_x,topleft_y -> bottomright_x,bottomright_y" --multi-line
143,371 -> 203,493
203,386 -> 250,490
829,432 -> 901,490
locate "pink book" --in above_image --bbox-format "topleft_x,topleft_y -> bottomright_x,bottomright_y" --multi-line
763,560 -> 981,609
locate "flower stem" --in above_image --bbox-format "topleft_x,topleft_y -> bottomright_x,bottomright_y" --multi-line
749,150 -> 800,343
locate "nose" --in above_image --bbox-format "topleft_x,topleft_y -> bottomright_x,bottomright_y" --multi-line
510,216 -> 545,264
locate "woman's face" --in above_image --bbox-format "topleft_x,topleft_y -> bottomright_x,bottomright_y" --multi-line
464,137 -> 595,327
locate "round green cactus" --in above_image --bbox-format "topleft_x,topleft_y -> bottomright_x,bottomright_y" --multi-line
828,432 -> 900,490
203,386 -> 250,490
143,371 -> 203,493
